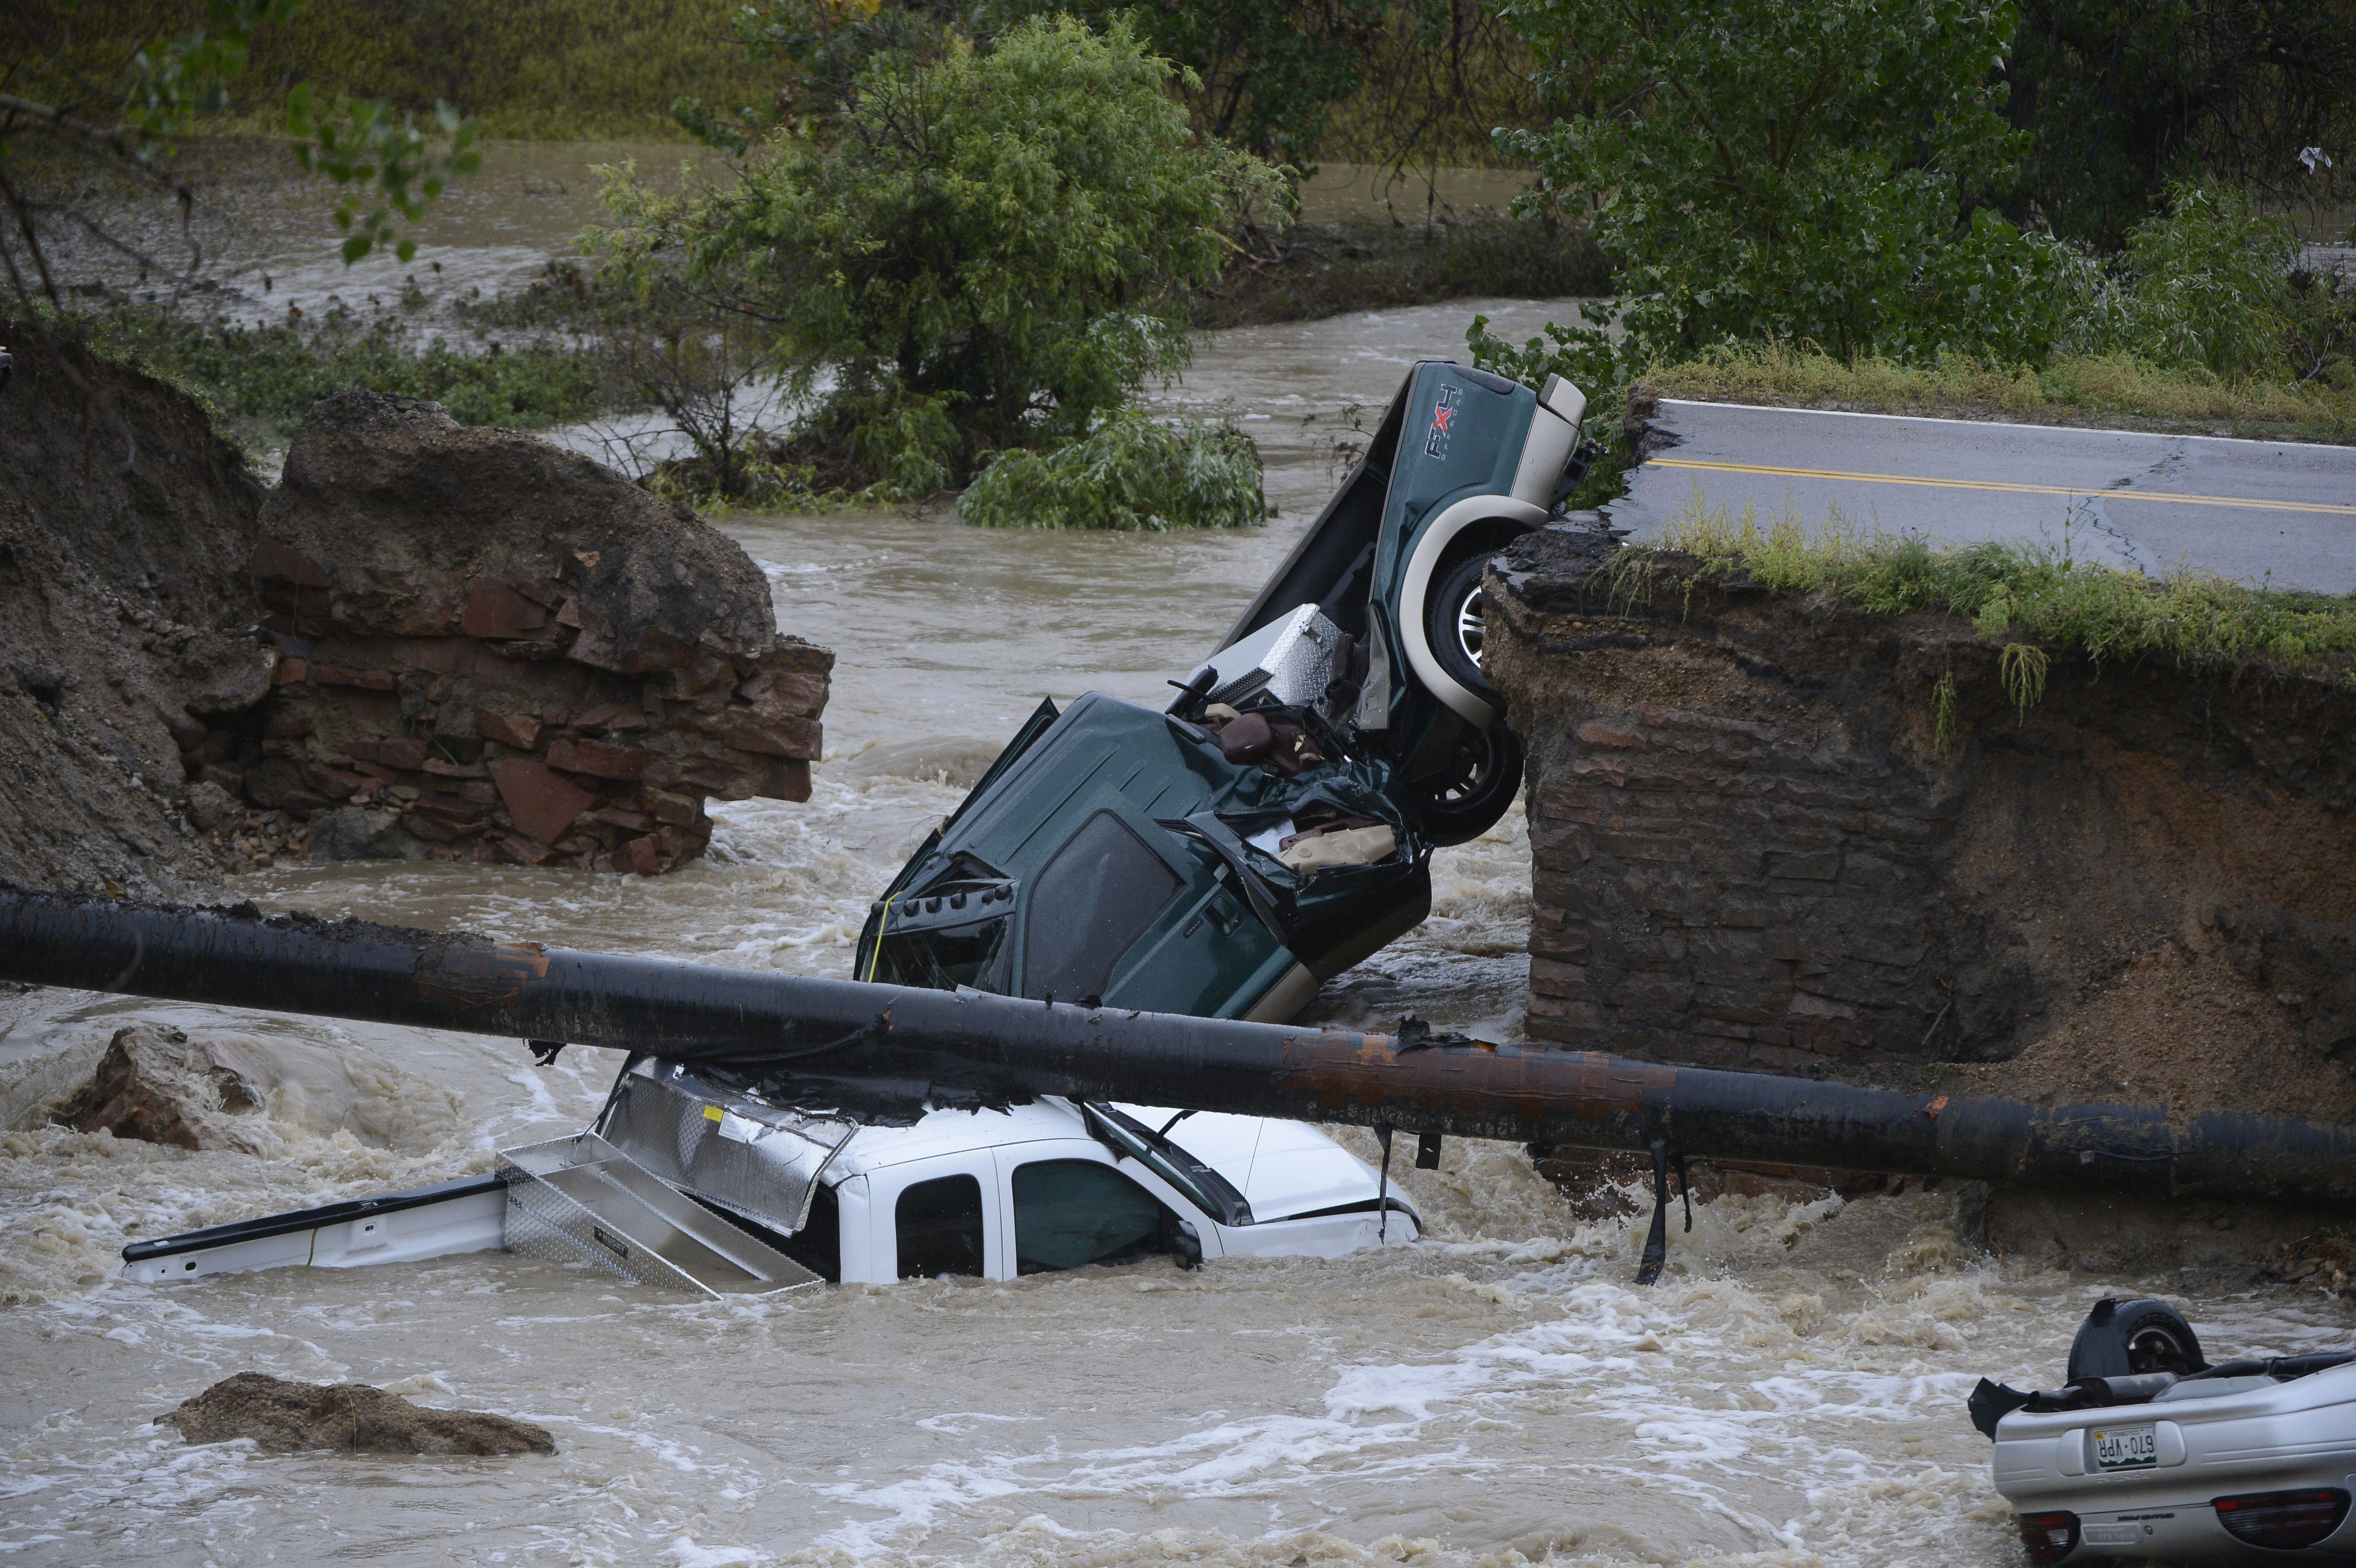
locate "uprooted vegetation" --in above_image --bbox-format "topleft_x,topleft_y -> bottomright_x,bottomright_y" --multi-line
957,409 -> 1267,531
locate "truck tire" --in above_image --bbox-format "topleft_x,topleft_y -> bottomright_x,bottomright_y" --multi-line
1413,719 -> 1524,848
1425,553 -> 1506,715
2067,1297 -> 2207,1382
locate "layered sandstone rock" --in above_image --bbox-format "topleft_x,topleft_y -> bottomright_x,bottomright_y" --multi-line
216,392 -> 830,873
1486,519 -> 2356,1121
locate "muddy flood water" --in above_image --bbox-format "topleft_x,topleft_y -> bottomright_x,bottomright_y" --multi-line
6,244 -> 2354,1564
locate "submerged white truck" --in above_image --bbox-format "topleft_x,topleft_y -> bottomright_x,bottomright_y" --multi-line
122,1056 -> 1420,1295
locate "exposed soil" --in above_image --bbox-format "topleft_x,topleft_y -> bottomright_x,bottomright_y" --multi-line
0,321 -> 269,895
1190,213 -> 1609,330
162,1372 -> 555,1456
1487,521 -> 2356,1123
1945,933 -> 2337,1120
0,331 -> 830,889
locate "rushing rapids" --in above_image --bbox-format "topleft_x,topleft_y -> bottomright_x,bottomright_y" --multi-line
4,297 -> 2351,1567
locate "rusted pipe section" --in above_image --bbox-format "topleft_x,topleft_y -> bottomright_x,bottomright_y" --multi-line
4,888 -> 2353,1204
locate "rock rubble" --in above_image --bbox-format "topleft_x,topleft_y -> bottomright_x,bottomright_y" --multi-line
162,1372 -> 556,1456
53,1022 -> 271,1152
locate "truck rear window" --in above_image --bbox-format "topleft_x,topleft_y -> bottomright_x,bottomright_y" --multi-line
1023,811 -> 1180,1002
871,915 -> 1008,991
895,1174 -> 985,1279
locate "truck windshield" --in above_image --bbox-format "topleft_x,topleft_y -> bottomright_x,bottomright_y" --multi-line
870,915 -> 1008,991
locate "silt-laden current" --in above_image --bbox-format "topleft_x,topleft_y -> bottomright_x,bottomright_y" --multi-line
4,285 -> 2351,1567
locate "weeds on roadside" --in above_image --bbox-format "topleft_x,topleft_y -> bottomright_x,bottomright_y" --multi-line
1649,495 -> 2356,689
1641,341 -> 2356,444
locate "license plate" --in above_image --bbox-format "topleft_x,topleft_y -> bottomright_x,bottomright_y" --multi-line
2092,1424 -> 2158,1470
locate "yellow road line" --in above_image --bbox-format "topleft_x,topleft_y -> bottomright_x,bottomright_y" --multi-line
1648,457 -> 2356,517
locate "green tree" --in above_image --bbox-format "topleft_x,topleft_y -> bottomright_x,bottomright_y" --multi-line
1491,0 -> 2062,377
600,12 -> 1287,489
983,0 -> 1387,167
2003,0 -> 2356,250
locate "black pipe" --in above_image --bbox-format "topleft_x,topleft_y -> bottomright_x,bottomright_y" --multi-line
4,888 -> 2355,1204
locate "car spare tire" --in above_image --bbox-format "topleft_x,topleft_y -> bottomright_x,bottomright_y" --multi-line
1426,553 -> 1505,714
2067,1297 -> 2207,1383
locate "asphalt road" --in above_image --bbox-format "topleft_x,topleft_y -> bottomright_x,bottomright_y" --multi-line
1607,400 -> 2356,594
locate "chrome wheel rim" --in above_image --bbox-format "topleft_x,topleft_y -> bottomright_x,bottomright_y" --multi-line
1452,585 -> 1485,668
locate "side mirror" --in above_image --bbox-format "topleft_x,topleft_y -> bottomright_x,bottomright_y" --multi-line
1173,1220 -> 1203,1271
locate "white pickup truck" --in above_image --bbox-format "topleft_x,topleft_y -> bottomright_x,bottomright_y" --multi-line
122,1056 -> 1421,1294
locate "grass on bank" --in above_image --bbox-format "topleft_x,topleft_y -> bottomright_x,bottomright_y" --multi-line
1641,498 -> 2356,702
77,300 -> 608,451
1639,341 -> 2356,445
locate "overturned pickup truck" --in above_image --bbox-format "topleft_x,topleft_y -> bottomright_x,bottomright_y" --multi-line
857,361 -> 1590,1024
119,363 -> 1591,1295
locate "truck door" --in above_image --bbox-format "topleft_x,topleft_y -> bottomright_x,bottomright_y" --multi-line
993,1145 -> 1181,1275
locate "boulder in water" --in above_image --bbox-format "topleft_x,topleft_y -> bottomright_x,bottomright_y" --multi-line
53,1023 -> 266,1151
240,390 -> 834,874
161,1372 -> 556,1455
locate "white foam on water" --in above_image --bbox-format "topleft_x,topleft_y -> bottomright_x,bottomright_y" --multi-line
7,295 -> 2356,1567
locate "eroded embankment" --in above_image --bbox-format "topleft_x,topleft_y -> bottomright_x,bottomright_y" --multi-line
1485,521 -> 2356,1127
0,334 -> 830,890
0,326 -> 267,895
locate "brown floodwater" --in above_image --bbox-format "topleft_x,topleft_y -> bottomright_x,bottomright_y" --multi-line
4,190 -> 2350,1568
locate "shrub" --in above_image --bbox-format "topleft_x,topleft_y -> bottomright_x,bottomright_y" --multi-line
958,409 -> 1266,530
596,13 -> 1288,487
1491,0 -> 2058,374
2056,184 -> 2306,381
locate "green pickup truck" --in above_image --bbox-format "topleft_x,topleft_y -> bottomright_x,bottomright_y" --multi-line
858,361 -> 1591,1024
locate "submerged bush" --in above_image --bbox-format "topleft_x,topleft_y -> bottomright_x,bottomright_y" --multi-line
958,409 -> 1265,530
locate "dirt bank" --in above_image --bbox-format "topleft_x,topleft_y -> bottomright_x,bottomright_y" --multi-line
0,325 -> 268,894
1485,520 -> 2356,1122
0,334 -> 830,889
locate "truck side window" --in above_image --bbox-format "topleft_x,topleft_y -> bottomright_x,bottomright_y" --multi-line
1023,811 -> 1180,1002
895,1174 -> 985,1279
1011,1158 -> 1170,1274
